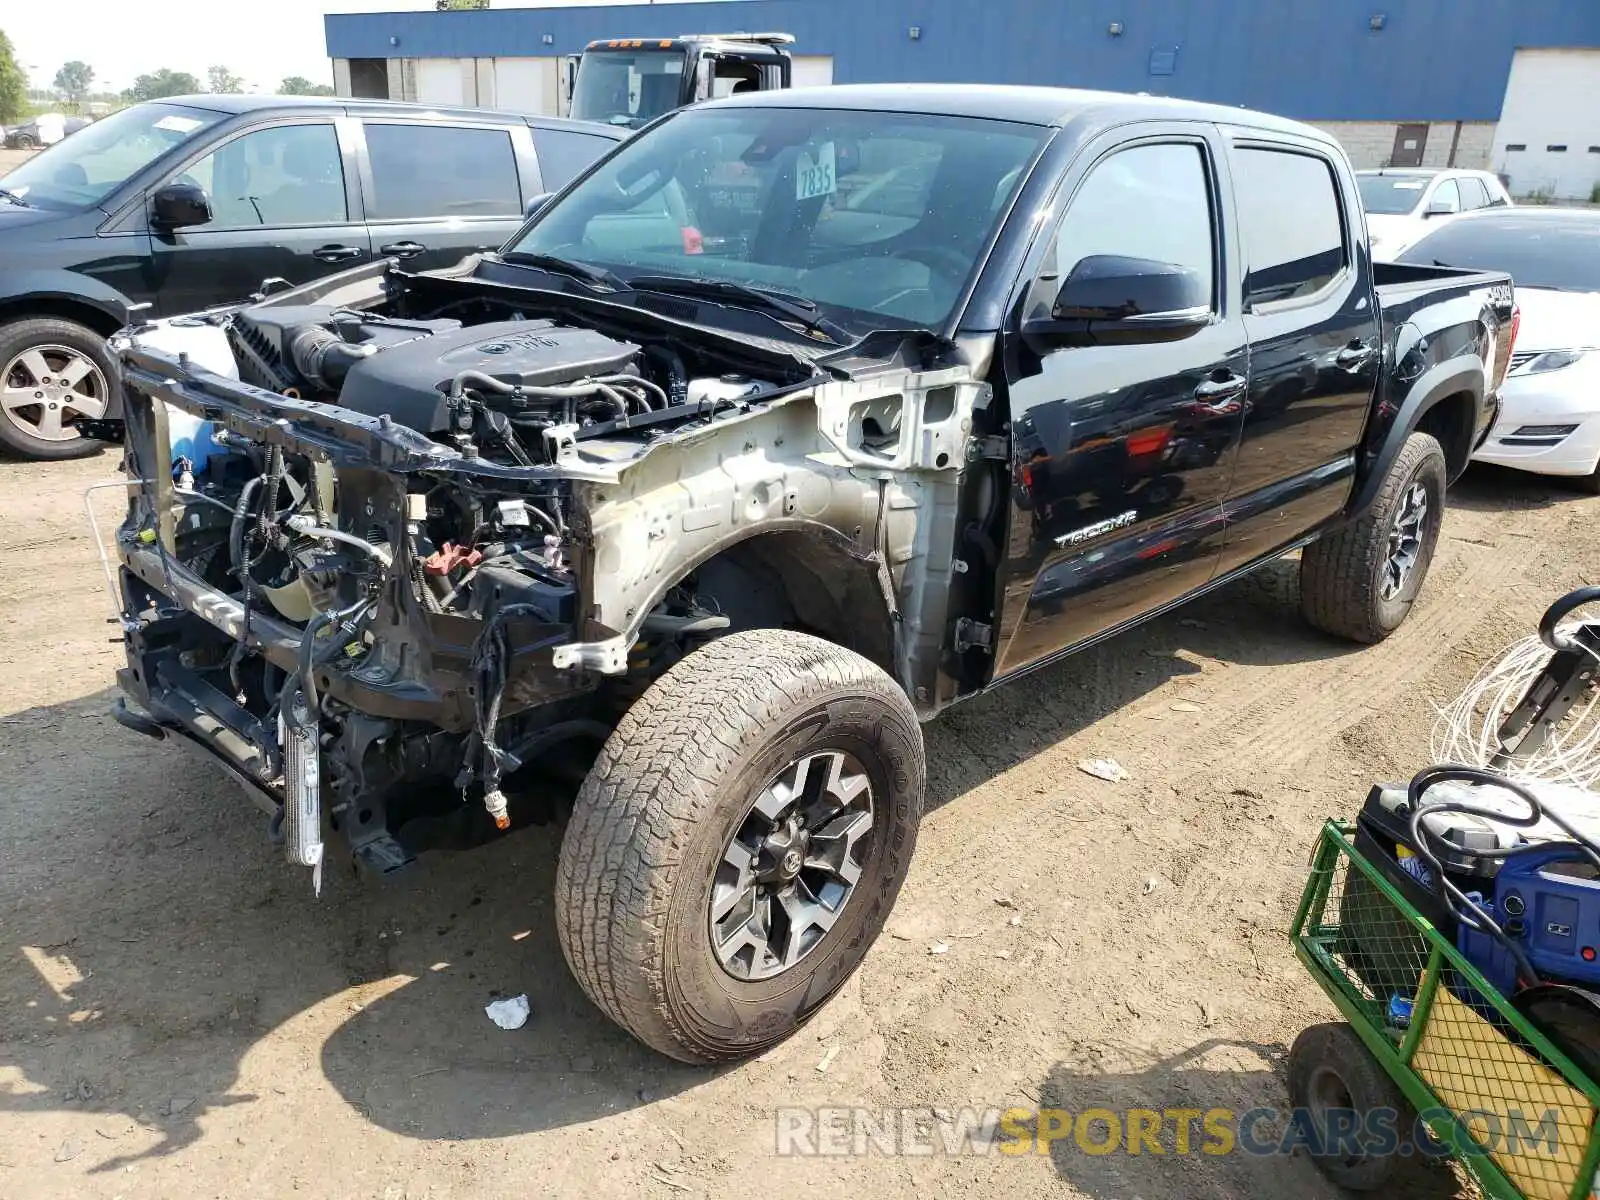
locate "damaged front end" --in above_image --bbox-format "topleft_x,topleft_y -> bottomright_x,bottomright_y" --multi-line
107,263 -> 989,885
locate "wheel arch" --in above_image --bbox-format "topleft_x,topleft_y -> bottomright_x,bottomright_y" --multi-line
636,523 -> 900,685
0,290 -> 129,339
1348,357 -> 1484,517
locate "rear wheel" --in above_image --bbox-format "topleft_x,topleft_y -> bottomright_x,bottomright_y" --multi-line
0,317 -> 116,461
1300,431 -> 1446,643
555,629 -> 924,1063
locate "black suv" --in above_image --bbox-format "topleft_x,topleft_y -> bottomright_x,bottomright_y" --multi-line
0,95 -> 622,460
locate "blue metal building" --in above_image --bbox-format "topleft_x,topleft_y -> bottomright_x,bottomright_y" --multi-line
325,0 -> 1600,122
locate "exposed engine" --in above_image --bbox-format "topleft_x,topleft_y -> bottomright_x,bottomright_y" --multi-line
222,303 -> 766,469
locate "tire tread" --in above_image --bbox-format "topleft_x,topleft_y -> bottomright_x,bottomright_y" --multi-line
555,629 -> 921,1063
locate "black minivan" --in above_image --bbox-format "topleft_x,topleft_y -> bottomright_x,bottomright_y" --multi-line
0,95 -> 623,459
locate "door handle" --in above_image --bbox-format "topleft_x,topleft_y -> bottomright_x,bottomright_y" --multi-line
1194,373 -> 1247,404
379,241 -> 427,259
312,244 -> 365,263
1336,341 -> 1376,369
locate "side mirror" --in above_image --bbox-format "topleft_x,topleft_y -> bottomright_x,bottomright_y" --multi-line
1023,254 -> 1210,350
1425,196 -> 1459,217
150,181 -> 213,229
524,192 -> 554,218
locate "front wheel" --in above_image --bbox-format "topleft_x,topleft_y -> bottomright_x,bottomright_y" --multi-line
555,629 -> 925,1063
0,317 -> 116,460
1300,431 -> 1446,643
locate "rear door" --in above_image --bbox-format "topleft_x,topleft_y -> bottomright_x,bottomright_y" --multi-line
353,118 -> 534,270
146,117 -> 370,315
992,127 -> 1247,679
1213,133 -> 1380,574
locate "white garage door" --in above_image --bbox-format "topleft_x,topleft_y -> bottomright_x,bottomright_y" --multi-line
1494,48 -> 1600,200
790,55 -> 834,91
496,58 -> 555,115
415,57 -> 466,106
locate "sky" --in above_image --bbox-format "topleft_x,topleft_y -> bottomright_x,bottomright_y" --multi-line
3,0 -> 683,96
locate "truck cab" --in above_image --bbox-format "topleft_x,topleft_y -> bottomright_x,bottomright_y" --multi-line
567,33 -> 794,128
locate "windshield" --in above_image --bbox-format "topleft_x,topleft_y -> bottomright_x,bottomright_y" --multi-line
569,50 -> 690,128
506,105 -> 1048,336
1397,214 -> 1600,292
0,102 -> 223,212
1357,174 -> 1430,216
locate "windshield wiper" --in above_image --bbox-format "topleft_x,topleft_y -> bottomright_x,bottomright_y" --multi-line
0,187 -> 30,207
627,275 -> 847,344
499,250 -> 627,291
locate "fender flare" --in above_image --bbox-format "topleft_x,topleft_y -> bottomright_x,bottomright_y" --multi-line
1346,356 -> 1485,517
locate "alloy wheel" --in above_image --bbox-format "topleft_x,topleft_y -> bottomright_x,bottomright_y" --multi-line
1,344 -> 108,443
709,750 -> 875,982
1381,481 -> 1429,601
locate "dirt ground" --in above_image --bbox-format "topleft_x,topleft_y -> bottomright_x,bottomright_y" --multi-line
1,439 -> 1594,1199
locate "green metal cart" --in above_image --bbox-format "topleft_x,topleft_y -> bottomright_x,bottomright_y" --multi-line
1290,820 -> 1600,1199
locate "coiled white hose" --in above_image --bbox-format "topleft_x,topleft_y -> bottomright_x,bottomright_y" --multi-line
1431,610 -> 1600,789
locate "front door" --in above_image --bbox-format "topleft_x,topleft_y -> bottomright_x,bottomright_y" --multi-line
146,120 -> 371,315
1390,123 -> 1429,168
356,120 -> 533,271
993,134 -> 1247,679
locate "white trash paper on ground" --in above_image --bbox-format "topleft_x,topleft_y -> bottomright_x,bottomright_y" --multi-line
485,994 -> 531,1030
1077,757 -> 1130,783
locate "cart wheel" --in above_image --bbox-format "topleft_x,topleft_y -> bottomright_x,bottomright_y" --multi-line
1288,1022 -> 1409,1191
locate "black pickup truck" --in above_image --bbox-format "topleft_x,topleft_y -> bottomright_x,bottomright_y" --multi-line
105,85 -> 1516,1063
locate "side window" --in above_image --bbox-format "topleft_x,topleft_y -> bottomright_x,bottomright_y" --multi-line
530,128 -> 617,192
1431,178 -> 1462,213
364,123 -> 521,220
180,123 -> 346,227
1458,177 -> 1490,210
1231,148 -> 1346,306
1049,142 -> 1216,311
1486,178 -> 1511,207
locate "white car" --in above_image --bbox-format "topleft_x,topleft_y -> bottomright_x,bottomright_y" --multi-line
1398,207 -> 1600,491
1357,168 -> 1513,261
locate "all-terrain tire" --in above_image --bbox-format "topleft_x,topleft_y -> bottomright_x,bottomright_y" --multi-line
0,316 -> 116,461
555,629 -> 925,1063
1287,1022 -> 1413,1192
1300,431 -> 1447,643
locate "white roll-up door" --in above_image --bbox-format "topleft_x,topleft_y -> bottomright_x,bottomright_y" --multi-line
790,56 -> 834,91
495,58 -> 555,115
415,57 -> 467,106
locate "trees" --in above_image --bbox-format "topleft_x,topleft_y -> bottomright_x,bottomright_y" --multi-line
0,28 -> 26,125
124,69 -> 200,103
53,61 -> 94,109
279,76 -> 334,97
206,65 -> 244,94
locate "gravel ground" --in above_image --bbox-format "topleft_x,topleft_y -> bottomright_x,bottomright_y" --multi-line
1,441 -> 1593,1199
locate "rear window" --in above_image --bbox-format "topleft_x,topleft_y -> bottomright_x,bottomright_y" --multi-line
1398,215 -> 1600,292
531,127 -> 618,192
1357,173 -> 1429,215
364,123 -> 522,220
1233,148 -> 1348,305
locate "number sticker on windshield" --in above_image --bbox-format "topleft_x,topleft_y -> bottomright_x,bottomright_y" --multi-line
153,115 -> 204,134
796,143 -> 837,202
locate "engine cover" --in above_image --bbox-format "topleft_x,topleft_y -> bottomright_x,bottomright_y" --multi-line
336,320 -> 640,433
